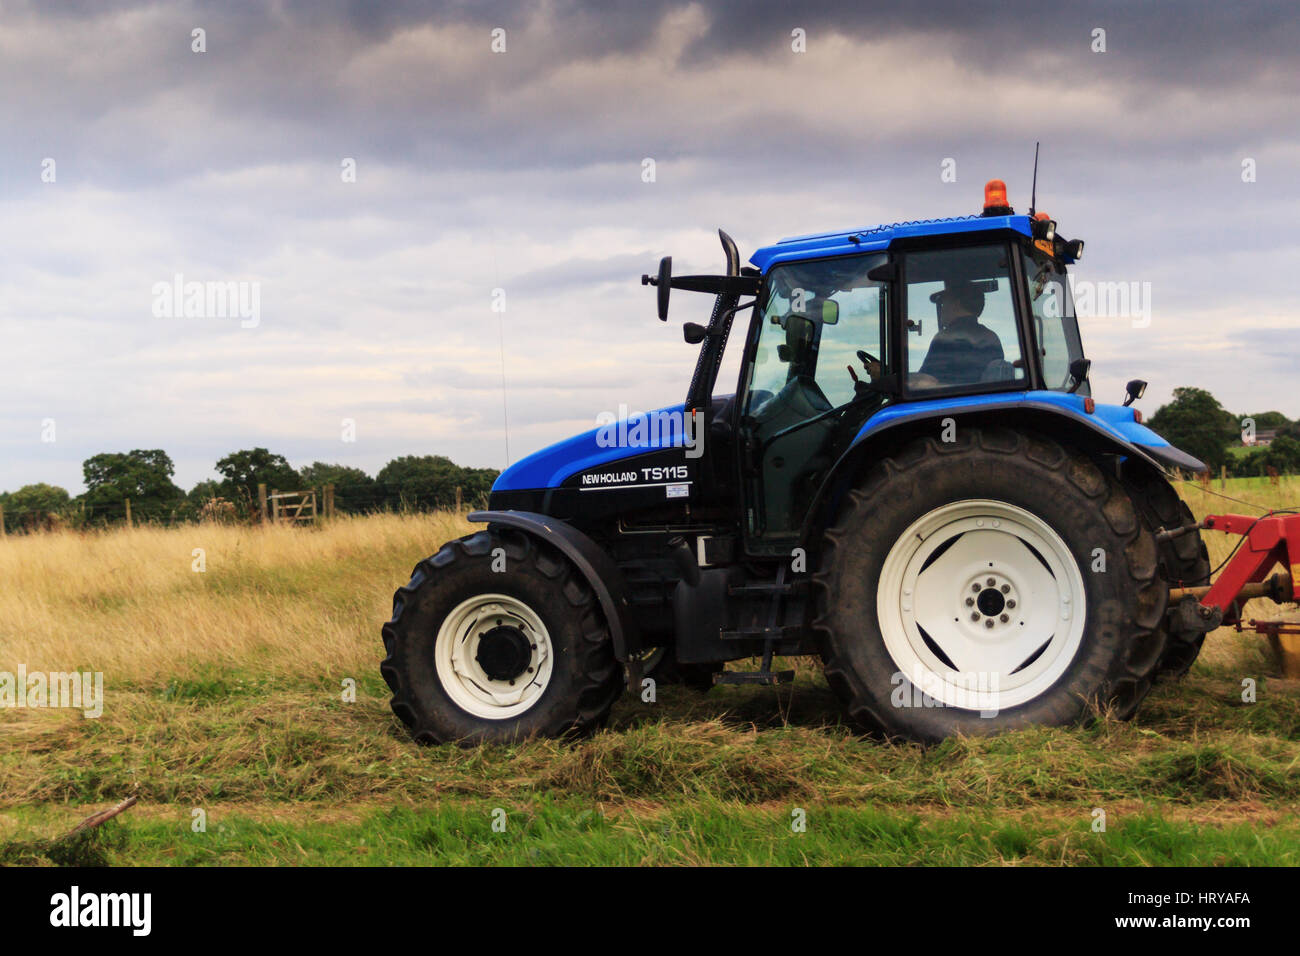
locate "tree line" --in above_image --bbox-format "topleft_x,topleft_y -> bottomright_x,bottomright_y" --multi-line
1145,387 -> 1300,476
0,447 -> 499,532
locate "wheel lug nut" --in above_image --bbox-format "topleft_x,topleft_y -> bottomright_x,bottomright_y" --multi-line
1000,613 -> 1009,623
1001,584 -> 1010,594
1007,599 -> 1016,609
984,619 -> 995,629
972,584 -> 981,593
986,577 -> 996,587
965,597 -> 975,607
970,612 -> 980,622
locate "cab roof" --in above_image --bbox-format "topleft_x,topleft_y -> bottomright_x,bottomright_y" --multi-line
748,213 -> 1033,274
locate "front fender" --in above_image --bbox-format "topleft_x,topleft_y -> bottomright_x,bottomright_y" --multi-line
467,510 -> 641,660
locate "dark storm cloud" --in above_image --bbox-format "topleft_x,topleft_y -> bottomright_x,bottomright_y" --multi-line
4,0 -> 1297,197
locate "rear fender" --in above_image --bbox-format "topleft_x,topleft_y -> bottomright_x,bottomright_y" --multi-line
799,394 -> 1205,554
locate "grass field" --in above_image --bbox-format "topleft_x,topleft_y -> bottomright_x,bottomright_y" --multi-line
1,478 -> 1298,866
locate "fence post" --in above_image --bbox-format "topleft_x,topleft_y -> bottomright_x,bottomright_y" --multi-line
258,483 -> 268,523
124,498 -> 132,528
271,490 -> 280,523
0,504 -> 5,537
1220,465 -> 1227,490
325,484 -> 335,518
455,486 -> 462,512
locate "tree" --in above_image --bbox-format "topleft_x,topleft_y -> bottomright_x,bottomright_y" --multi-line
187,479 -> 224,503
1146,387 -> 1238,473
3,483 -> 71,531
1260,435 -> 1300,476
1243,410 -> 1293,431
82,449 -> 184,521
214,448 -> 299,513
376,456 -> 500,511
298,462 -> 376,513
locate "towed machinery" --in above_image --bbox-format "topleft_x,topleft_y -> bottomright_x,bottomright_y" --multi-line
382,178 -> 1297,744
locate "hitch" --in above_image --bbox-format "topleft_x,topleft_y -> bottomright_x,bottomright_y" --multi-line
1171,512 -> 1300,621
1167,512 -> 1300,675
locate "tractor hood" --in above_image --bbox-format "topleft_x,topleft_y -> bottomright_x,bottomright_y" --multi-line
494,403 -> 695,492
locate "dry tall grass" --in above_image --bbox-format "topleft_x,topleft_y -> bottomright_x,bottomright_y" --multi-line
0,512 -> 473,684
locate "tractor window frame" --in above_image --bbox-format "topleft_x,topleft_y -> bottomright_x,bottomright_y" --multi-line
1018,241 -> 1090,396
895,238 -> 1035,402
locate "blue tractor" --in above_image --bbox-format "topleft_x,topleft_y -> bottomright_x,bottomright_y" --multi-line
382,179 -> 1210,744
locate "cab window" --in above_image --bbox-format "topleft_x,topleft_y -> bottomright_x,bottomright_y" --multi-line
903,246 -> 1024,392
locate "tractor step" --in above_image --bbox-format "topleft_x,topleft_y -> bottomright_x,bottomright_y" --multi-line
718,625 -> 802,641
727,580 -> 805,598
715,669 -> 795,686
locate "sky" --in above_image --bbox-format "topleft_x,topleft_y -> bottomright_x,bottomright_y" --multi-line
1,0 -> 1298,494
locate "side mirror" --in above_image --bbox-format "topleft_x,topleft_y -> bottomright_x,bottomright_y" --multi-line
819,300 -> 839,325
683,322 -> 707,344
1123,379 -> 1147,407
642,257 -> 673,320
1066,357 -> 1091,394
655,257 -> 671,320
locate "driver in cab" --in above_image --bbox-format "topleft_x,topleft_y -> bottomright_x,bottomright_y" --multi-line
909,280 -> 1003,389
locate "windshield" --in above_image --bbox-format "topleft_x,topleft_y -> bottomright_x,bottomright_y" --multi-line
1022,247 -> 1088,394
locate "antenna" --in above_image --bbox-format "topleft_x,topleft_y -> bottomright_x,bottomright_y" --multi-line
1029,141 -> 1040,217
497,309 -> 511,467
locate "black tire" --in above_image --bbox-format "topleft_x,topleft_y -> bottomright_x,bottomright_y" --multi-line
814,427 -> 1167,742
381,529 -> 622,745
1123,467 -> 1212,678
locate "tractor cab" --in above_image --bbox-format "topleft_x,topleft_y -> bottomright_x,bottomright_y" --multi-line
652,180 -> 1094,553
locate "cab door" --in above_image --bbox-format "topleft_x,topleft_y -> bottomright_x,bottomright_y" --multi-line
737,253 -> 893,554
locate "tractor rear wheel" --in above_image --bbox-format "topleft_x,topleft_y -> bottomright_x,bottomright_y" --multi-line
814,428 -> 1167,742
1123,467 -> 1212,678
381,529 -> 622,745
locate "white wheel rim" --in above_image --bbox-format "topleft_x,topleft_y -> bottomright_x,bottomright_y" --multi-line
877,499 -> 1087,712
434,593 -> 554,720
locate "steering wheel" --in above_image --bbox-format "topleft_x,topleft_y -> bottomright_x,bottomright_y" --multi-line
846,349 -> 880,387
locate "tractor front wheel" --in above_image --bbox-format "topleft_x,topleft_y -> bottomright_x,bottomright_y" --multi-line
381,529 -> 622,745
815,428 -> 1167,742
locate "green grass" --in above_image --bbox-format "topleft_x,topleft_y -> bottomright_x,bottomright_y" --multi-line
4,800 -> 1296,867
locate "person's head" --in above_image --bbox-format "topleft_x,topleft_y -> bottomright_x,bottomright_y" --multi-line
937,280 -> 985,329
